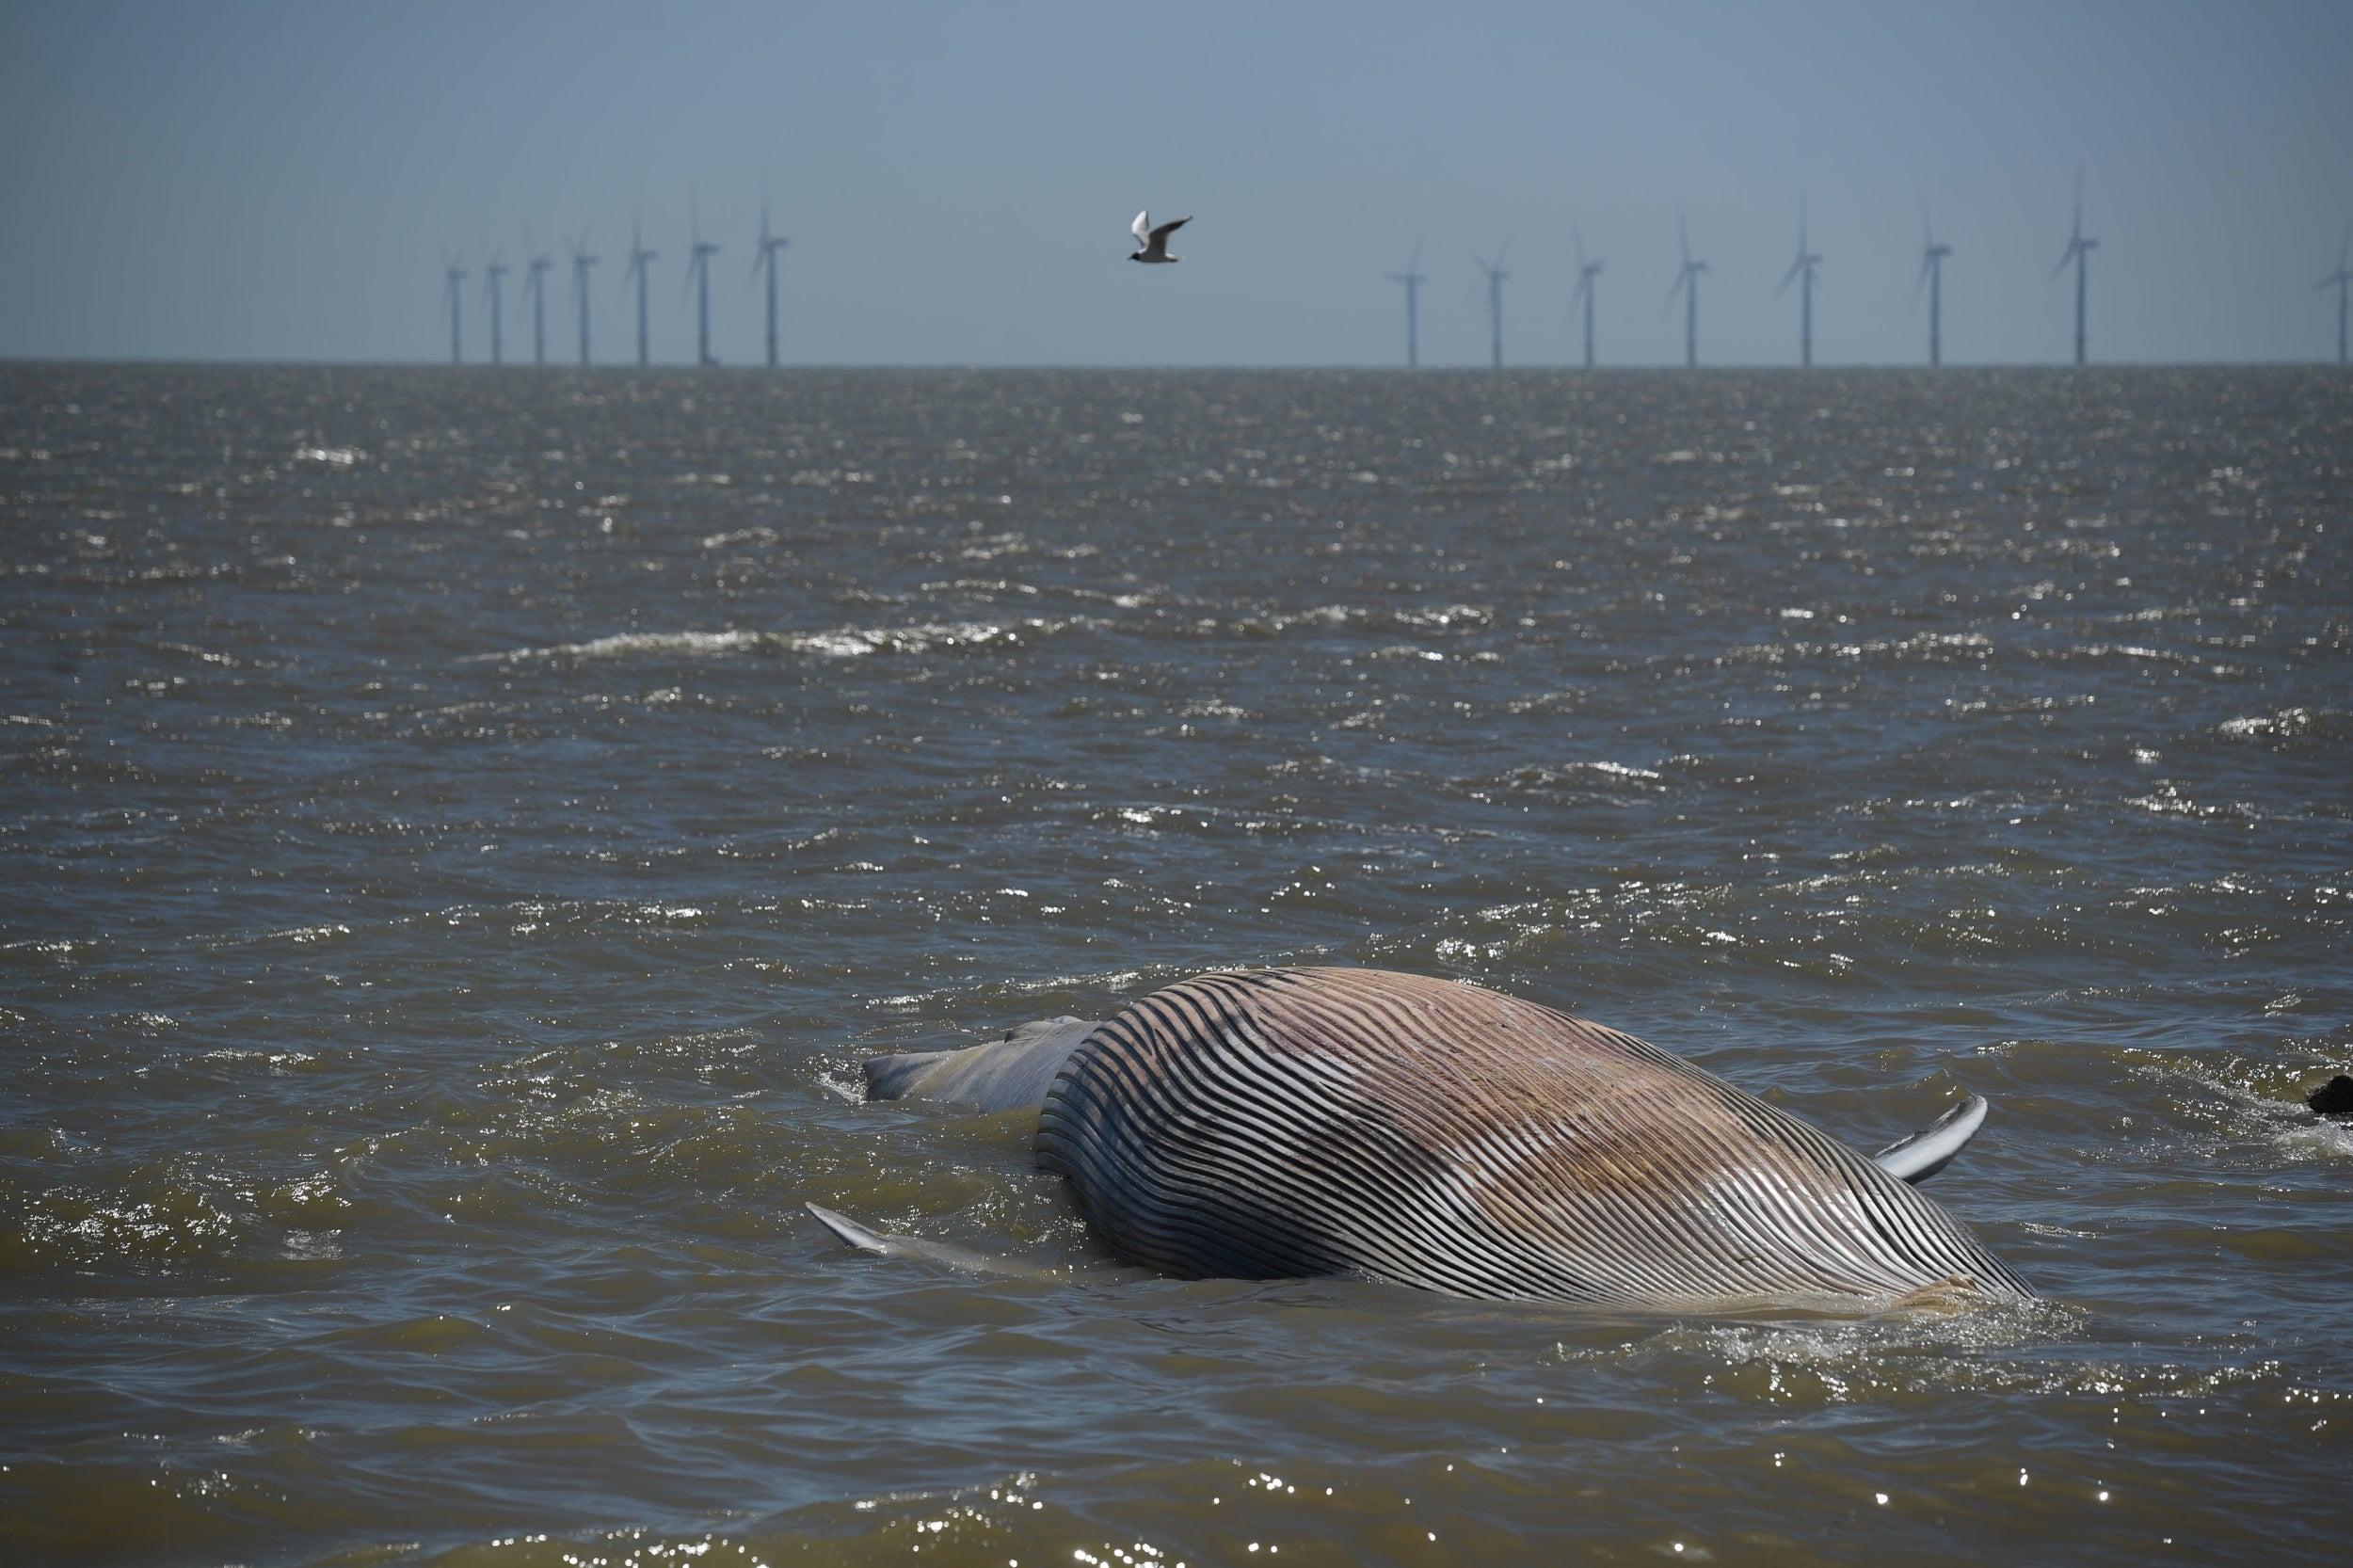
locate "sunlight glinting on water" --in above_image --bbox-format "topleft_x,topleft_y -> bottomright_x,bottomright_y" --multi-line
1,363 -> 2347,1565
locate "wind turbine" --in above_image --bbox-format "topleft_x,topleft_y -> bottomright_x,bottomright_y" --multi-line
2052,176 -> 2098,365
751,182 -> 790,368
2320,227 -> 2352,366
1916,200 -> 1953,367
441,248 -> 467,364
1384,239 -> 1425,369
568,226 -> 598,367
1776,199 -> 1821,367
623,205 -> 658,366
520,228 -> 552,366
482,244 -> 508,367
1570,225 -> 1603,369
1666,213 -> 1708,368
687,192 -> 720,367
1474,243 -> 1511,371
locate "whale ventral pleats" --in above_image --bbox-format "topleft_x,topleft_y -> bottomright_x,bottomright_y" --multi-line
1032,966 -> 2031,1307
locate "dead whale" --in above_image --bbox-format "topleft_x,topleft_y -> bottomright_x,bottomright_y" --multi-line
829,967 -> 2028,1307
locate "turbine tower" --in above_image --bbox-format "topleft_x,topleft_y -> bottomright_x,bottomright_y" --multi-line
568,226 -> 598,367
482,245 -> 508,367
2320,227 -> 2352,366
521,228 -> 552,366
2052,176 -> 2098,365
441,248 -> 467,364
1917,201 -> 1953,367
1384,239 -> 1425,369
687,193 -> 720,367
752,183 -> 790,368
1570,225 -> 1602,370
1474,243 -> 1511,371
1666,214 -> 1708,368
623,207 -> 658,366
1776,199 -> 1821,367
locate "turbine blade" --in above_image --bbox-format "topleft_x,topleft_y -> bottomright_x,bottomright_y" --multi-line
1778,255 -> 1802,296
1914,252 -> 1931,305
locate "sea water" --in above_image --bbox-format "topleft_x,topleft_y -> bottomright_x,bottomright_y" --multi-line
2,363 -> 2348,1564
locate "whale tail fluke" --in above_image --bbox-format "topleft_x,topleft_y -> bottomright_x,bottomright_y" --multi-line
1869,1095 -> 1989,1185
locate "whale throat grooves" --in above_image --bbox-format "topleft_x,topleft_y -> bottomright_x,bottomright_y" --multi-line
1032,968 -> 2031,1306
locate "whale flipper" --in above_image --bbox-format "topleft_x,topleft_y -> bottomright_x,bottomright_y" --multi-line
1869,1095 -> 1989,1185
804,1202 -> 1064,1280
862,1016 -> 1102,1112
805,1201 -> 893,1253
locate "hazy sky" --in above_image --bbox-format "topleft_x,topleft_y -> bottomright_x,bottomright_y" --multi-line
3,0 -> 2348,367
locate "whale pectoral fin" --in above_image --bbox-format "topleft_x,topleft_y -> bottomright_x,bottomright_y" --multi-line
862,1016 -> 1102,1112
862,1048 -> 960,1102
1870,1094 -> 1989,1184
806,1201 -> 894,1254
804,1201 -> 1067,1281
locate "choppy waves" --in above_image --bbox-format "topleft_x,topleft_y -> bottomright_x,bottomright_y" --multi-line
2,363 -> 2347,1565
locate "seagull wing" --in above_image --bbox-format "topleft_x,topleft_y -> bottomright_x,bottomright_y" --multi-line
1132,211 -> 1151,248
1149,216 -> 1191,244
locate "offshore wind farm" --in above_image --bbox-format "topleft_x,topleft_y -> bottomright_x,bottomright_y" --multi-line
424,173 -> 2348,371
6,5 -> 2345,370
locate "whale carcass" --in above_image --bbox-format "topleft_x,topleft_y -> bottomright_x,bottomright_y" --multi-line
835,967 -> 2028,1308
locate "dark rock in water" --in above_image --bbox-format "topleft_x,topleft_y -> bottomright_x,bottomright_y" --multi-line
2308,1075 -> 2353,1116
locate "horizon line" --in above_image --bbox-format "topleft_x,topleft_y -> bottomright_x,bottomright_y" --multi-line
2,355 -> 2344,374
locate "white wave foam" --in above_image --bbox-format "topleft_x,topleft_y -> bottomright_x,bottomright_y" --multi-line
472,619 -> 1075,664
476,630 -> 766,662
2218,707 -> 2343,741
2272,1120 -> 2353,1161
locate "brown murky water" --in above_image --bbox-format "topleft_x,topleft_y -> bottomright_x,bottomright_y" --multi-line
3,363 -> 2348,1565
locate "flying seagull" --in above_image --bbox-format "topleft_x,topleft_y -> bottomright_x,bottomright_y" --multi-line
1129,211 -> 1190,264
